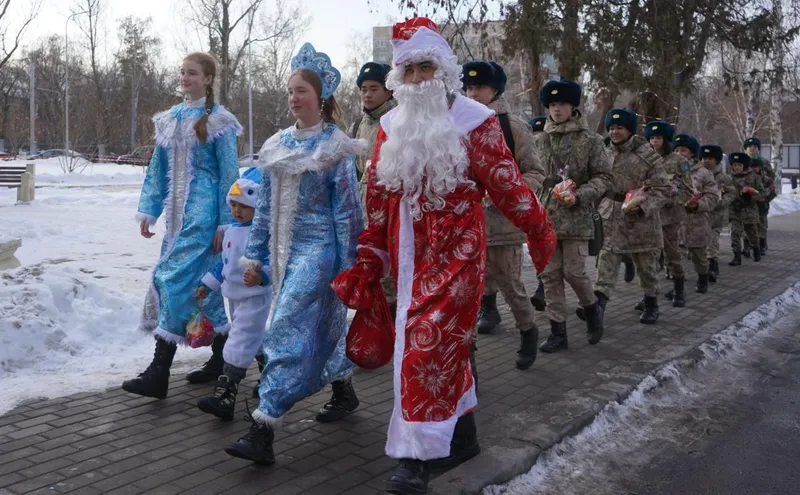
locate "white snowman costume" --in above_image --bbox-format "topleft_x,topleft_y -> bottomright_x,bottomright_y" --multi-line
201,168 -> 272,369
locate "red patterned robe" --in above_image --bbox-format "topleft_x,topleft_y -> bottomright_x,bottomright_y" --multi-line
333,94 -> 556,460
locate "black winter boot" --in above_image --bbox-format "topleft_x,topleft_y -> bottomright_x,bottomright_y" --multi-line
530,277 -> 546,311
729,251 -> 742,266
761,237 -> 768,253
186,333 -> 227,383
121,337 -> 177,399
225,420 -> 275,465
252,353 -> 266,399
575,306 -> 586,321
515,327 -> 539,370
315,378 -> 359,422
386,459 -> 430,495
753,245 -> 762,262
634,297 -> 645,312
672,277 -> 686,307
708,259 -> 718,283
198,375 -> 238,421
623,255 -> 636,283
640,296 -> 659,324
428,412 -> 481,471
584,303 -> 604,345
696,273 -> 709,294
742,238 -> 751,258
476,294 -> 501,334
539,320 -> 568,353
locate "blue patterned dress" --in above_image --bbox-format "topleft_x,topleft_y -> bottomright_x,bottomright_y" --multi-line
245,121 -> 363,423
137,97 -> 242,343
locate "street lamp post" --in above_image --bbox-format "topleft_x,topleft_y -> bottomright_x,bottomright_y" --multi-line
64,11 -> 88,153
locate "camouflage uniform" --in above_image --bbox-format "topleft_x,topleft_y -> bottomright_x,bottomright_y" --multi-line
752,167 -> 776,242
348,97 -> 398,305
707,164 -> 736,260
482,96 -> 546,330
659,152 -> 694,279
729,169 -> 764,253
532,113 -> 613,323
682,162 -> 720,275
594,135 -> 669,300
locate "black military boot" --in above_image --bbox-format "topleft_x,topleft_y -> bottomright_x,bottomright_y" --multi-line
530,277 -> 546,311
225,420 -> 275,465
252,353 -> 266,399
428,412 -> 481,472
316,378 -> 359,422
386,459 -> 430,495
761,237 -> 768,253
707,259 -> 718,283
640,296 -> 659,324
742,238 -> 751,258
623,255 -> 636,283
729,251 -> 742,266
539,320 -> 568,353
696,273 -> 709,294
515,327 -> 539,370
584,303 -> 604,345
121,337 -> 177,399
185,333 -> 227,384
634,297 -> 645,311
753,245 -> 762,262
575,306 -> 586,321
198,375 -> 238,421
476,294 -> 501,334
672,277 -> 686,307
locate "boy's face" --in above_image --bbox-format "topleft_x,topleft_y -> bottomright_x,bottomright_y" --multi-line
675,146 -> 694,161
732,163 -> 744,173
751,166 -> 761,174
745,144 -> 759,156
230,201 -> 255,224
701,157 -> 718,169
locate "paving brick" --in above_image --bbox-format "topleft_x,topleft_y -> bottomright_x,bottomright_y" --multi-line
0,472 -> 25,489
7,472 -> 66,493
0,435 -> 47,454
4,423 -> 53,440
19,457 -> 74,478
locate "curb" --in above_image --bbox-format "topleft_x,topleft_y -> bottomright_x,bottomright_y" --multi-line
431,276 -> 800,495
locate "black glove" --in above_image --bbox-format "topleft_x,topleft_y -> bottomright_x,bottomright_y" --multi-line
741,192 -> 752,202
612,192 -> 626,202
732,199 -> 743,212
542,175 -> 563,189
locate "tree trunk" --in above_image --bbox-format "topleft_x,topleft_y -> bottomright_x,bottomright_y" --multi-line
220,0 -> 231,105
559,0 -> 581,80
594,87 -> 617,134
745,78 -> 760,138
770,0 -> 785,193
130,77 -> 140,151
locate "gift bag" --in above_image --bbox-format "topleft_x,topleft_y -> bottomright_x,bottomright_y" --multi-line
552,179 -> 576,204
622,187 -> 647,213
345,288 -> 395,370
186,301 -> 215,348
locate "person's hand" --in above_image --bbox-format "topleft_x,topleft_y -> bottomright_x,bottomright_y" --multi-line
213,230 -> 224,253
140,220 -> 154,239
558,193 -> 577,207
243,267 -> 263,287
194,286 -> 208,299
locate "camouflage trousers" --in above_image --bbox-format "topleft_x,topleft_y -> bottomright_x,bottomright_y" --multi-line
706,228 -> 722,260
540,240 -> 595,323
595,249 -> 661,299
730,219 -> 759,253
664,223 -> 708,277
483,245 -> 535,330
759,213 -> 768,238
381,274 -> 396,306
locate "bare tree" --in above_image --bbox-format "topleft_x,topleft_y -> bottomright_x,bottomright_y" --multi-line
0,0 -> 41,72
73,0 -> 111,152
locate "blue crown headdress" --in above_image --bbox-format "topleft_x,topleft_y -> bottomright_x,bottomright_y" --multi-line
290,42 -> 341,100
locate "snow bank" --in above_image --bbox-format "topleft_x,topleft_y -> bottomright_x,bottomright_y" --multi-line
5,158 -> 146,187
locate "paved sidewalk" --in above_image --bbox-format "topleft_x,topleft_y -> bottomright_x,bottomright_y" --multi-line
1,213 -> 799,495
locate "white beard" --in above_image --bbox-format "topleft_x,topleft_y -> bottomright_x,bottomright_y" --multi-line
376,78 -> 472,220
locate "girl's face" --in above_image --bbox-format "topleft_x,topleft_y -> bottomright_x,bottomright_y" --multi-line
230,201 -> 255,224
732,163 -> 744,174
181,59 -> 212,100
649,135 -> 664,150
675,146 -> 694,161
288,74 -> 321,125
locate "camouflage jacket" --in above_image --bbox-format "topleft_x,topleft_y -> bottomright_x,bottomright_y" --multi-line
753,168 -> 777,215
484,97 -> 546,246
683,162 -> 720,248
602,135 -> 670,254
753,155 -> 777,181
348,98 -> 398,215
709,164 -> 736,229
730,170 -> 764,225
532,113 -> 613,241
659,152 -> 694,226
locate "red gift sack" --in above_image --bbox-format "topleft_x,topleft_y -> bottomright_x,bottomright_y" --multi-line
345,289 -> 395,370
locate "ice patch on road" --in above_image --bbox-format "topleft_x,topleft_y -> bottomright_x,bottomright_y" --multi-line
484,282 -> 800,495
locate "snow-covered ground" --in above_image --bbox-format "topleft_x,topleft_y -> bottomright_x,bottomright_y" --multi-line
0,160 -> 799,416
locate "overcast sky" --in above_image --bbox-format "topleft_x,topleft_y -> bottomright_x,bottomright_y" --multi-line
14,0 -> 404,70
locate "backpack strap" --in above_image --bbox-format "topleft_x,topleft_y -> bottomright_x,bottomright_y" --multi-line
497,113 -> 516,157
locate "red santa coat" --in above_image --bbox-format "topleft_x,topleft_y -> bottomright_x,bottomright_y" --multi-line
333,94 -> 555,460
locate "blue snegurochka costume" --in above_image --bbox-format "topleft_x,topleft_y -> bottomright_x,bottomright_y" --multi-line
244,43 -> 364,425
137,97 -> 242,343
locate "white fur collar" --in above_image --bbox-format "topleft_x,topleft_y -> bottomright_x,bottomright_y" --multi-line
152,103 -> 243,148
380,93 -> 494,137
257,122 -> 366,175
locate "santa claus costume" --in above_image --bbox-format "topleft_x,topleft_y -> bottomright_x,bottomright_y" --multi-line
332,18 -> 556,495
